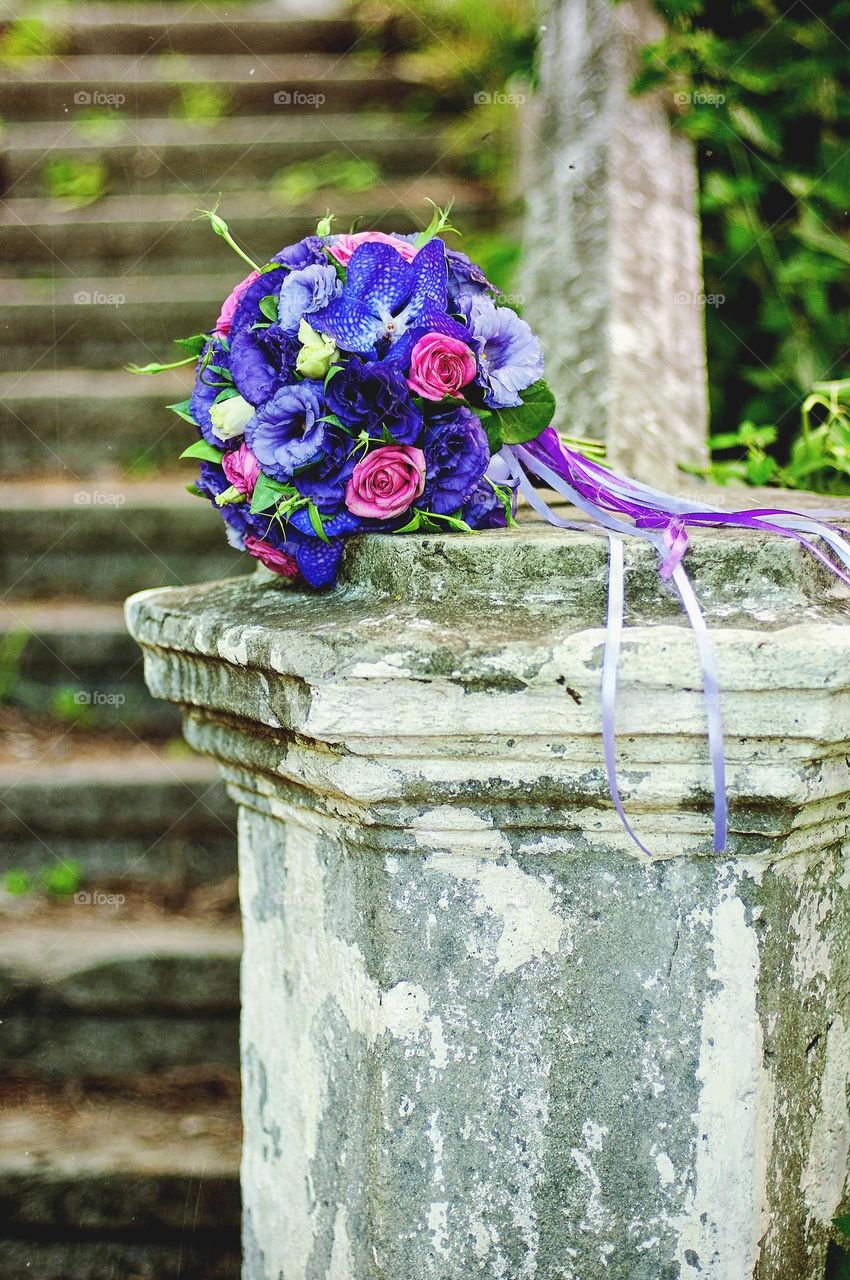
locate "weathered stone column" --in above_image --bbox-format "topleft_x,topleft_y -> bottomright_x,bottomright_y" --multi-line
126,524 -> 850,1280
521,0 -> 709,484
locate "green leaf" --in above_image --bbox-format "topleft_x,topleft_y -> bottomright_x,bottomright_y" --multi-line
179,439 -> 224,463
166,398 -> 197,426
308,501 -> 331,544
476,380 -> 556,447
324,363 -> 344,387
394,510 -> 422,534
250,473 -> 291,514
413,198 -> 457,248
319,413 -> 345,428
834,1214 -> 850,1242
258,294 -> 279,322
127,355 -> 197,375
186,483 -> 204,497
173,333 -> 208,356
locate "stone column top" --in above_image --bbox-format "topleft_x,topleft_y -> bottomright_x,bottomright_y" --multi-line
126,516 -> 850,859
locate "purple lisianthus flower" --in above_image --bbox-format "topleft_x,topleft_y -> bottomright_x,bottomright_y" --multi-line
445,247 -> 496,310
311,239 -> 470,365
196,460 -> 256,550
273,235 -> 328,271
190,341 -> 232,448
295,428 -> 357,512
462,295 -> 544,408
461,481 -> 509,530
227,266 -> 301,405
325,359 -> 423,445
246,380 -> 326,481
230,323 -> 300,407
422,406 -> 490,515
277,264 -> 341,334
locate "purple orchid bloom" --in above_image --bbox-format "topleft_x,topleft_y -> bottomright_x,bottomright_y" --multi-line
462,295 -> 544,409
310,239 -> 471,367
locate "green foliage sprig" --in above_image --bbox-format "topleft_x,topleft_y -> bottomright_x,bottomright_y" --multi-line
632,0 -> 850,491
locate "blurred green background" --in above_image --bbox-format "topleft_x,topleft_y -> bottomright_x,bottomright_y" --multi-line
353,0 -> 850,493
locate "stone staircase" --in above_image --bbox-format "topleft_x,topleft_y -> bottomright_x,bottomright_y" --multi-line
0,3 -> 491,1274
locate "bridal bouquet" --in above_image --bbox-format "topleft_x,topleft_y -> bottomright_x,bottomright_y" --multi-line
135,203 -> 850,856
157,208 -> 558,589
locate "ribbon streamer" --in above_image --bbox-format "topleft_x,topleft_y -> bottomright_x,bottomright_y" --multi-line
505,434 -> 850,856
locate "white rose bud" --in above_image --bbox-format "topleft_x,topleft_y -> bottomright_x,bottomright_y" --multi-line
209,393 -> 255,442
295,319 -> 337,379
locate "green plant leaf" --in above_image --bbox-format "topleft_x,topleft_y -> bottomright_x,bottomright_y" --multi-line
179,440 -> 224,462
250,473 -> 291,514
394,510 -> 422,534
475,380 -> 556,447
258,295 -> 279,322
173,333 -> 209,356
166,399 -> 197,425
308,502 -> 331,544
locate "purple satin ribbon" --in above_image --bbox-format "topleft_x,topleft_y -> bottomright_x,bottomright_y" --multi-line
502,434 -> 850,857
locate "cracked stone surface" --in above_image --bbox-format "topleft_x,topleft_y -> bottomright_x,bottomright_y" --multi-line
126,520 -> 850,1279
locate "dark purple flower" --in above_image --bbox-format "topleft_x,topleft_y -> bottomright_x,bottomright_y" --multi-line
445,247 -> 496,310
295,428 -> 357,511
325,359 -> 423,445
190,341 -> 233,448
284,507 -> 367,589
230,324 -> 299,407
422,406 -> 490,515
277,264 -> 341,334
246,381 -> 326,481
196,460 -> 256,549
311,239 -> 470,361
462,482 -> 509,529
273,236 -> 329,271
462,295 -> 543,408
227,267 -> 300,406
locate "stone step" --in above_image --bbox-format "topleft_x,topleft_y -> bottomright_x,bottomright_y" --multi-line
0,53 -> 439,121
0,273 -> 242,368
0,181 -> 485,273
0,368 -> 192,476
1,113 -> 450,198
54,4 -> 362,56
0,601 -> 181,733
0,478 -> 248,600
0,914 -> 241,1077
0,746 -> 235,885
0,1083 -> 240,1278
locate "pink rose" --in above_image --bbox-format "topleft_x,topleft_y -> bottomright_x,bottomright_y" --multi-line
222,443 -> 260,496
245,536 -> 299,579
345,445 -> 426,519
406,332 -> 477,401
215,269 -> 261,338
328,232 -> 418,267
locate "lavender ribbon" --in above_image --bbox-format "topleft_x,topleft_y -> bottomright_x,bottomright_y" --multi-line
499,432 -> 850,857
507,432 -> 850,854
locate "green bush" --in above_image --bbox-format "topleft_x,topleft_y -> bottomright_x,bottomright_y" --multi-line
632,0 -> 850,489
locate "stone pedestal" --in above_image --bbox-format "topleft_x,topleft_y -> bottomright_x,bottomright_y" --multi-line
126,524 -> 850,1280
521,0 -> 709,484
